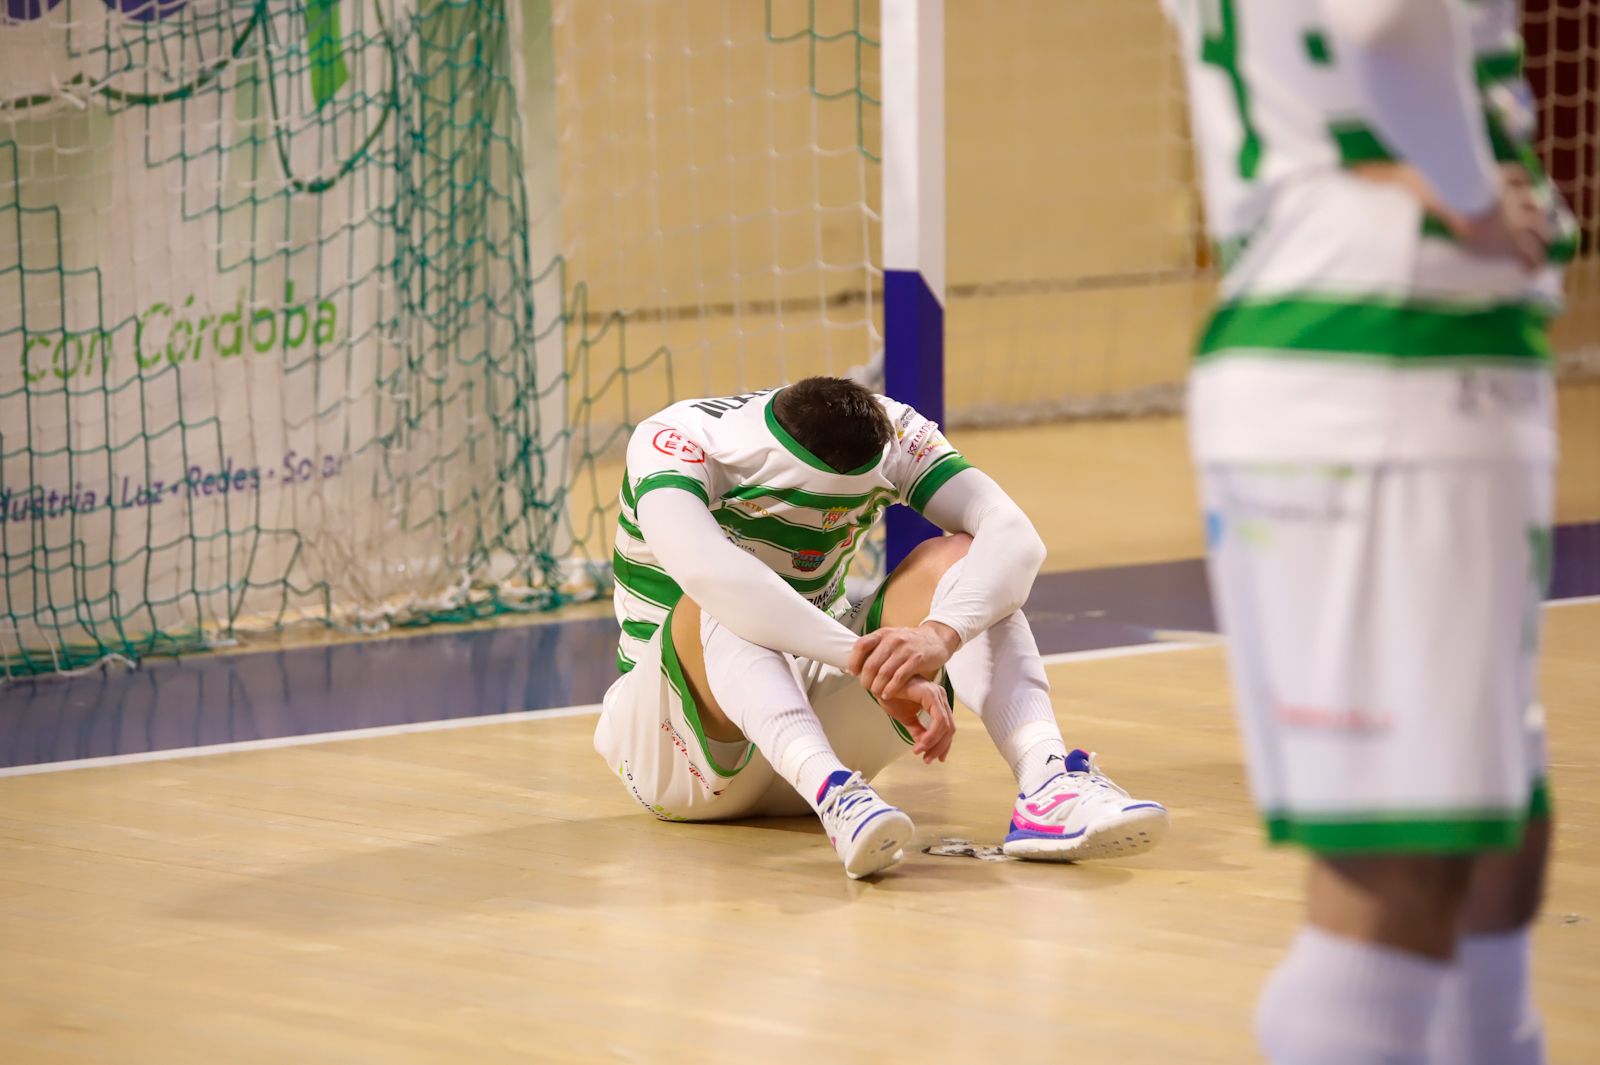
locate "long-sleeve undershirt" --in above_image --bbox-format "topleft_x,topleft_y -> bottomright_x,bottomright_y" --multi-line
634,467 -> 1045,665
1320,0 -> 1501,218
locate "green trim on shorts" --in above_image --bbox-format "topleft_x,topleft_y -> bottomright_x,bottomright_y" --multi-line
1266,782 -> 1550,854
1529,777 -> 1552,820
658,606 -> 754,778
1266,815 -> 1523,854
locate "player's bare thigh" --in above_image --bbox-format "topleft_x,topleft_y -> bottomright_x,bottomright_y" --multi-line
667,597 -> 739,741
874,532 -> 973,632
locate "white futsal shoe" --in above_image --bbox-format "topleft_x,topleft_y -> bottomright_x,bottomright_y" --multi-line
1002,749 -> 1169,861
815,770 -> 915,879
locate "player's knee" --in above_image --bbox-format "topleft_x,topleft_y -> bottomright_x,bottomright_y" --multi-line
904,531 -> 972,574
1460,817 -> 1551,934
1310,854 -> 1474,955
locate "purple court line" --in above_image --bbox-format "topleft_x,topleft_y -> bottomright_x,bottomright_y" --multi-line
2,524 -> 1597,772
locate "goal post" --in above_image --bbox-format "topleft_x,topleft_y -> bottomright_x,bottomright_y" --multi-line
880,0 -> 945,570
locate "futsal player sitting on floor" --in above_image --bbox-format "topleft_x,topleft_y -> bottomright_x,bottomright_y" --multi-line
593,375 -> 1169,878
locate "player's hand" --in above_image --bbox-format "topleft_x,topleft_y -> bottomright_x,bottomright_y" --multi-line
879,676 -> 955,764
849,621 -> 961,700
1444,167 -> 1550,271
1365,162 -> 1549,271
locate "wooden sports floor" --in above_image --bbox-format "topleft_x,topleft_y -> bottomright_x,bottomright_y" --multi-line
2,410 -> 1598,1064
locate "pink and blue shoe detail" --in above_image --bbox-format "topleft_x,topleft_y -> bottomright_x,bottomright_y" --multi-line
1002,749 -> 1169,861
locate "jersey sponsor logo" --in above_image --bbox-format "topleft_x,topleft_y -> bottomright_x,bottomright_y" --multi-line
791,548 -> 826,572
903,421 -> 945,461
690,389 -> 773,419
805,575 -> 844,609
727,497 -> 775,519
822,505 -> 850,529
652,428 -> 706,464
660,721 -> 725,796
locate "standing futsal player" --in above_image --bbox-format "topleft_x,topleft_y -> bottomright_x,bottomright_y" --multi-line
594,376 -> 1169,878
1162,1 -> 1568,1062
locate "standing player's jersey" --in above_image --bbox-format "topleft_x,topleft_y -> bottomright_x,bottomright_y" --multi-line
609,388 -> 971,673
1162,0 -> 1569,463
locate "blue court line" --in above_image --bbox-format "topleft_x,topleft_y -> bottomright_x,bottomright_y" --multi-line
1,524 -> 1597,772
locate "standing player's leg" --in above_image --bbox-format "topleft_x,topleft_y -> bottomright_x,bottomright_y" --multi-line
671,596 -> 915,879
1204,462 -> 1551,1065
1427,818 -> 1551,1064
1427,527 -> 1554,1065
863,532 -> 1169,860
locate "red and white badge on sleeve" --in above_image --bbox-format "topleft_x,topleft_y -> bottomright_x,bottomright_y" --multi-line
652,427 -> 707,464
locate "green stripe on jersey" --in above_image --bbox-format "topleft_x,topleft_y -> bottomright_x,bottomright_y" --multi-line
907,454 -> 973,512
1198,0 -> 1261,179
635,471 -> 709,504
714,506 -> 857,554
1476,49 -> 1523,86
1332,116 -> 1522,168
1196,297 -> 1551,366
612,551 -> 684,610
723,483 -> 896,512
617,510 -> 644,542
1302,31 -> 1331,65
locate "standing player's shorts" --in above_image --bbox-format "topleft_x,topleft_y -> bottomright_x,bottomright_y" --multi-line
1200,461 -> 1553,854
593,583 -> 917,822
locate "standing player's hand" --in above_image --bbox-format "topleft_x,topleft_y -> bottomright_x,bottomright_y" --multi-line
1367,162 -> 1550,271
879,676 -> 955,764
849,621 -> 961,700
1446,166 -> 1550,271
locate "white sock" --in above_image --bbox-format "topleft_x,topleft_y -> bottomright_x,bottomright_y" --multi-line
699,612 -> 847,810
1429,929 -> 1544,1065
1012,742 -> 1071,795
936,561 -> 1068,795
1256,926 -> 1448,1065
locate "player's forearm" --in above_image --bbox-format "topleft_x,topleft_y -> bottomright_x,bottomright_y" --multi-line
1321,0 -> 1499,218
918,469 -> 1047,644
636,490 -> 858,669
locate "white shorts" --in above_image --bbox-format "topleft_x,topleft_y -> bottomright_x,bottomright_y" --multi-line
1200,462 -> 1552,854
593,584 -> 917,822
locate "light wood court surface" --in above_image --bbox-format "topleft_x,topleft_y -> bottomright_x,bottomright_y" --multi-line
2,403 -> 1598,1063
0,602 -> 1594,1064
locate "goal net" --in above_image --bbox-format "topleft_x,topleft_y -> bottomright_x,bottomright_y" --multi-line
4,1 -> 1595,677
1,0 -> 584,676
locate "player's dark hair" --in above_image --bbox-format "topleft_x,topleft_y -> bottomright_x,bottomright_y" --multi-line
772,376 -> 893,474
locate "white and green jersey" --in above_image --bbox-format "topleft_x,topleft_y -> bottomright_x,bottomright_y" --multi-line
1164,0 -> 1569,463
610,389 -> 971,673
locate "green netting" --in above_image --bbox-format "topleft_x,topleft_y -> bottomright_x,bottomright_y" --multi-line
0,0 -> 671,677
1,0 -> 891,679
765,0 -> 880,160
